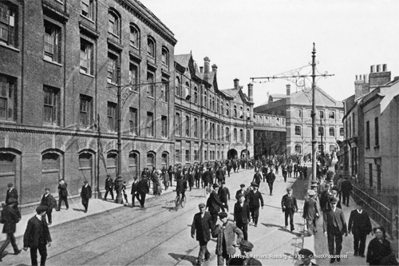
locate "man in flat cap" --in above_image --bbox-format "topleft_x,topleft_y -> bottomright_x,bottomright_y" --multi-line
235,184 -> 247,201
23,206 -> 52,266
206,183 -> 225,226
281,187 -> 298,231
265,169 -> 276,196
212,212 -> 243,266
191,203 -> 213,265
252,170 -> 262,188
80,180 -> 92,213
298,248 -> 318,266
323,197 -> 348,263
247,183 -> 263,227
234,193 -> 250,240
5,183 -> 18,205
229,240 -> 262,266
40,187 -> 56,225
303,190 -> 319,236
218,181 -> 230,212
0,198 -> 21,261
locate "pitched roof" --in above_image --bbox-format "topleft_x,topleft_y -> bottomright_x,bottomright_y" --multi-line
174,54 -> 191,68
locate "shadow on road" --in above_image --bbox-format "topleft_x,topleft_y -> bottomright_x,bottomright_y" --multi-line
72,208 -> 85,212
168,253 -> 197,265
261,222 -> 284,229
290,178 -> 308,201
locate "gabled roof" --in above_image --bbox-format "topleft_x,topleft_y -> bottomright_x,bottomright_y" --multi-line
174,54 -> 191,68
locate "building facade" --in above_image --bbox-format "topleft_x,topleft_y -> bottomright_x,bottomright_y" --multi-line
254,84 -> 344,156
0,0 -> 177,204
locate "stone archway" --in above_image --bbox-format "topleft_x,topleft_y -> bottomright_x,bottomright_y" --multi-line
227,149 -> 238,159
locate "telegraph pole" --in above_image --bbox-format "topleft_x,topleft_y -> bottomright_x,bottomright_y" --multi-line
251,43 -> 333,182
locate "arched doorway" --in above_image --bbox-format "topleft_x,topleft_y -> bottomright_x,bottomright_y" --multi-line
227,149 -> 238,159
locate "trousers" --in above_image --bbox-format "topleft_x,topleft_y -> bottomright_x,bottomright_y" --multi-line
30,243 -> 47,266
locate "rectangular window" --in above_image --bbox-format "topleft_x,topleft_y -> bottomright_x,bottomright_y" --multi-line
226,128 -> 230,142
81,0 -> 94,20
161,80 -> 169,102
43,86 -> 60,125
0,3 -> 17,47
369,164 -> 373,187
44,21 -> 61,62
366,121 -> 370,148
0,74 -> 16,121
79,95 -> 92,128
185,150 -> 190,162
129,63 -> 138,91
295,126 -> 301,136
80,39 -> 93,75
329,112 -> 335,119
374,117 -> 379,147
352,114 -> 356,136
146,112 -> 154,137
340,127 -> 344,136
147,72 -> 155,97
318,127 -> 324,136
204,150 -> 208,161
161,115 -> 167,138
194,150 -> 198,161
129,107 -> 138,135
175,149 -> 180,162
107,102 -> 117,132
194,118 -> 198,138
185,116 -> 190,137
329,127 -> 335,136
107,53 -> 118,84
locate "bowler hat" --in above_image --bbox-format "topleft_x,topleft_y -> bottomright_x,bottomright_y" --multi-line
84,180 -> 88,183
44,187 -> 50,191
218,212 -> 228,219
251,182 -> 258,187
239,240 -> 254,251
240,184 -> 245,188
298,248 -> 314,257
36,205 -> 48,214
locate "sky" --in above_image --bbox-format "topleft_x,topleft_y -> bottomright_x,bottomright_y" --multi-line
142,0 -> 399,107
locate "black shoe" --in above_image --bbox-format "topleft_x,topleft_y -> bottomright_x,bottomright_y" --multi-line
14,249 -> 21,255
354,252 -> 358,256
291,228 -> 295,231
337,257 -> 340,262
330,258 -> 335,263
360,254 -> 365,258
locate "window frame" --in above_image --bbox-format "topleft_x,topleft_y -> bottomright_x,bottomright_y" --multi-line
108,10 -> 120,38
80,38 -> 93,75
146,111 -> 154,137
146,71 -> 155,98
43,86 -> 60,126
147,37 -> 155,58
43,20 -> 61,63
81,0 -> 95,20
79,94 -> 92,128
107,102 -> 117,132
161,115 -> 167,138
0,74 -> 17,122
0,2 -> 18,47
129,24 -> 140,49
294,125 -> 301,136
129,107 -> 138,136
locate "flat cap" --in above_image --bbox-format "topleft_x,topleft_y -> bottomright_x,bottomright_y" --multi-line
36,205 -> 48,213
212,183 -> 219,188
7,198 -> 18,204
240,184 -> 245,188
251,182 -> 258,187
286,187 -> 292,192
198,203 -> 206,208
307,190 -> 316,196
221,181 -> 226,185
330,197 -> 338,204
239,240 -> 254,251
298,248 -> 314,257
218,212 -> 228,219
44,187 -> 50,191
84,180 -> 88,183
7,183 -> 13,188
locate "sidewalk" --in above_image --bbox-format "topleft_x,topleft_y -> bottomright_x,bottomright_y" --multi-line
0,187 -> 174,242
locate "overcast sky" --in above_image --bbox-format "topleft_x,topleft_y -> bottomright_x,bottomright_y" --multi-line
142,0 -> 399,107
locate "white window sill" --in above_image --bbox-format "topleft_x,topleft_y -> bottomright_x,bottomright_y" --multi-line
80,70 -> 94,78
43,58 -> 62,67
0,42 -> 20,52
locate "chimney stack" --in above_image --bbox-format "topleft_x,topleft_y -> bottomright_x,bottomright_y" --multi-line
286,84 -> 291,96
212,64 -> 218,72
248,83 -> 253,102
369,64 -> 391,88
204,57 -> 210,74
199,66 -> 203,73
354,73 -> 369,101
234,78 -> 239,89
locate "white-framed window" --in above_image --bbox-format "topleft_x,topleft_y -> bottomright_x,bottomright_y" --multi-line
107,102 -> 117,132
295,126 -> 301,136
81,0 -> 94,20
129,24 -> 139,48
0,3 -> 17,47
129,107 -> 138,136
43,86 -> 60,125
329,127 -> 335,136
161,115 -> 167,138
0,74 -> 16,122
80,39 -> 93,75
79,94 -> 92,128
44,21 -> 61,62
146,112 -> 154,137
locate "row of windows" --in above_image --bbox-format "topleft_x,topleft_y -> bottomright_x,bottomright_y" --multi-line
175,149 -> 224,163
1,2 -> 170,69
297,109 -> 343,119
365,117 -> 379,149
293,144 -> 336,154
294,125 -> 344,137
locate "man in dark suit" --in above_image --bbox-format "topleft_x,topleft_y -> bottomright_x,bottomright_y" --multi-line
23,206 -> 52,266
247,183 -> 264,227
323,197 -> 348,263
5,183 -> 18,204
104,174 -> 114,201
80,181 -> 92,213
266,169 -> 276,196
130,176 -> 140,207
218,181 -> 230,212
348,205 -> 372,257
0,198 -> 21,260
215,166 -> 225,185
40,188 -> 56,225
303,190 -> 319,235
57,179 -> 69,211
234,193 -> 250,240
137,175 -> 150,208
281,187 -> 298,231
340,177 -> 352,207
206,183 -> 225,226
191,203 -> 213,265
235,184 -> 248,201
252,170 -> 262,188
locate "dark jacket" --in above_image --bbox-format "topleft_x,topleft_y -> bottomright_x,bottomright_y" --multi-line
23,216 -> 52,248
319,190 -> 331,212
303,197 -> 319,220
234,202 -> 250,224
105,177 -> 114,190
281,194 -> 298,212
235,189 -> 248,201
58,183 -> 68,197
6,188 -> 18,204
191,211 -> 213,243
137,178 -> 149,194
247,190 -> 264,209
348,209 -> 372,236
131,179 -> 139,195
218,187 -> 230,202
80,185 -> 92,199
341,180 -> 352,195
212,221 -> 243,256
40,194 -> 56,210
252,173 -> 262,185
176,177 -> 187,193
323,208 -> 347,235
366,237 -> 393,265
266,172 -> 276,183
206,191 -> 225,214
229,257 -> 262,266
1,204 -> 20,233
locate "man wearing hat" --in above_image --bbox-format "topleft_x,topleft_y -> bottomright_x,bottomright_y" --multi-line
0,198 -> 21,261
303,190 -> 319,235
40,187 -> 56,225
5,183 -> 18,204
218,181 -> 230,212
23,206 -> 52,266
234,193 -> 250,240
212,212 -> 243,266
323,197 -> 348,263
104,174 -> 114,201
80,180 -> 92,213
229,240 -> 262,266
191,203 -> 213,265
235,184 -> 247,201
206,183 -> 225,225
348,204 -> 372,257
266,169 -> 276,196
252,170 -> 262,188
340,176 -> 352,207
57,179 -> 69,211
298,248 -> 318,266
247,183 -> 264,227
281,187 -> 298,231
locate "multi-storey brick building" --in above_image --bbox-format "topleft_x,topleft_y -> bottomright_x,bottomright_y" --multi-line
254,84 -> 344,156
174,54 -> 254,165
0,0 -> 176,205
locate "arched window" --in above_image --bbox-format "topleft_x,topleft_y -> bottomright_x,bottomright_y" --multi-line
319,110 -> 324,119
0,150 -> 17,198
175,112 -> 181,136
185,82 -> 190,99
247,129 -> 250,144
204,92 -> 207,108
108,9 -> 120,38
226,127 -> 230,142
329,127 -> 335,136
185,115 -> 190,137
234,106 -> 237,118
175,76 -> 181,96
240,129 -> 244,143
194,87 -> 198,104
106,151 -> 117,177
147,37 -> 155,58
299,109 -> 302,118
161,46 -> 169,68
42,150 -> 63,189
295,145 -> 302,154
129,24 -> 140,48
234,128 -> 237,142
161,152 -> 168,170
79,151 -> 94,184
146,152 -> 155,169
129,152 -> 139,180
194,118 -> 198,137
329,112 -> 335,119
